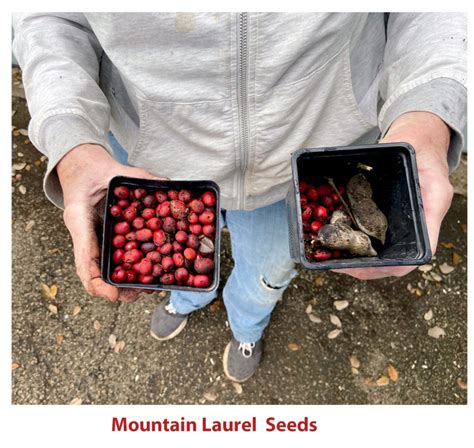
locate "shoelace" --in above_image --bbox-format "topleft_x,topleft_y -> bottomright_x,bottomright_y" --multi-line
238,342 -> 255,358
164,302 -> 177,314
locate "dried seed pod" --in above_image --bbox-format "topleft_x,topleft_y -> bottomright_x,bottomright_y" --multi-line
346,174 -> 388,244
318,223 -> 377,257
329,210 -> 352,227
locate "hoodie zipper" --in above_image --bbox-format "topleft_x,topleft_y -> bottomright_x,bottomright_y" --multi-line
237,12 -> 249,209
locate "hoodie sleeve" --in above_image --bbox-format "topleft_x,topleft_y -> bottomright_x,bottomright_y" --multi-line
13,13 -> 112,209
378,13 -> 467,172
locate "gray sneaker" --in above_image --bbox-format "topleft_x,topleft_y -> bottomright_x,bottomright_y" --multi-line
223,337 -> 263,382
150,298 -> 188,341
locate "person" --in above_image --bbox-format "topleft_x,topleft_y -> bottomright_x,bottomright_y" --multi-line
13,13 -> 467,382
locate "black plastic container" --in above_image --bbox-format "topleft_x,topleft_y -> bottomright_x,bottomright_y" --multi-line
287,143 -> 431,270
101,176 -> 221,292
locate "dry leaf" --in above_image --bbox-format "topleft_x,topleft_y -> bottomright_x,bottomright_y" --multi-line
350,355 -> 360,369
72,305 -> 81,316
351,367 -> 359,375
387,365 -> 399,382
93,320 -> 101,331
330,314 -> 342,328
430,272 -> 443,282
203,392 -> 218,402
48,304 -> 58,315
457,378 -> 467,390
376,376 -> 390,386
12,362 -> 20,370
328,329 -> 342,339
108,334 -> 117,349
18,128 -> 28,136
158,291 -> 167,298
232,383 -> 243,394
439,262 -> 455,275
424,309 -> 433,321
334,300 -> 349,311
56,335 -> 65,345
288,342 -> 300,352
114,340 -> 126,353
209,299 -> 222,312
19,185 -> 27,195
308,314 -> 322,323
428,326 -> 446,339
12,162 -> 26,171
418,264 -> 433,273
305,304 -> 313,314
364,377 -> 376,386
25,220 -> 35,232
441,242 -> 455,249
314,276 -> 325,287
70,398 -> 83,405
452,252 -> 462,265
12,129 -> 20,137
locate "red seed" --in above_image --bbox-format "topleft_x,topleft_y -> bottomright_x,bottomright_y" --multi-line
147,217 -> 162,231
111,268 -> 126,283
157,201 -> 171,218
125,270 -> 137,283
155,190 -> 168,203
168,190 -> 179,200
331,193 -> 340,204
201,191 -> 216,207
189,223 -> 202,235
132,262 -> 141,274
186,234 -> 200,249
136,228 -> 153,242
123,249 -> 143,264
314,205 -> 328,221
139,258 -> 153,275
313,249 -> 332,261
301,206 -> 312,222
146,251 -> 162,263
300,195 -> 308,207
170,200 -> 188,220
152,263 -> 164,277
306,187 -> 318,201
175,267 -> 189,282
160,242 -> 173,255
142,208 -> 156,220
187,211 -> 199,224
172,253 -> 185,268
125,231 -> 137,241
299,181 -> 308,193
153,230 -> 166,246
112,249 -> 125,264
183,248 -> 197,261
317,185 -> 332,197
112,235 -> 126,248
143,195 -> 157,208
194,274 -> 211,288
178,189 -> 192,203
132,217 -> 146,230
117,199 -> 130,208
175,230 -> 188,244
202,224 -> 215,237
310,221 -> 323,233
189,199 -> 205,214
160,273 -> 175,285
194,258 -> 215,274
162,216 -> 176,233
123,206 -> 137,222
124,241 -> 139,251
186,274 -> 195,287
114,186 -> 129,199
114,221 -> 130,235
140,242 -> 156,253
133,188 -> 147,200
321,195 -> 334,207
172,241 -> 184,253
138,274 -> 154,284
199,210 -> 215,225
161,256 -> 174,271
176,220 -> 189,231
110,205 -> 122,218
332,250 -> 342,258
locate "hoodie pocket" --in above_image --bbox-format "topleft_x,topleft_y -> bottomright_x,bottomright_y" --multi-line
250,45 -> 376,197
128,97 -> 236,187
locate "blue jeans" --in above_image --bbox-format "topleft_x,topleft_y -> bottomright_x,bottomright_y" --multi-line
108,133 -> 297,343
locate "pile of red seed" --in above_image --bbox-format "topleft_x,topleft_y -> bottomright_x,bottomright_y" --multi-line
109,185 -> 217,288
299,180 -> 347,261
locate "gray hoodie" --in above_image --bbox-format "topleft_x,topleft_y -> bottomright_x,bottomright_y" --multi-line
13,13 -> 467,211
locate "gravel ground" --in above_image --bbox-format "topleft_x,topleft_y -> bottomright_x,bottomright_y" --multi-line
11,83 -> 467,405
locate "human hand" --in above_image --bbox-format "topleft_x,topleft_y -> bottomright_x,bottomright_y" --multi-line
332,111 -> 453,280
57,143 -> 165,302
